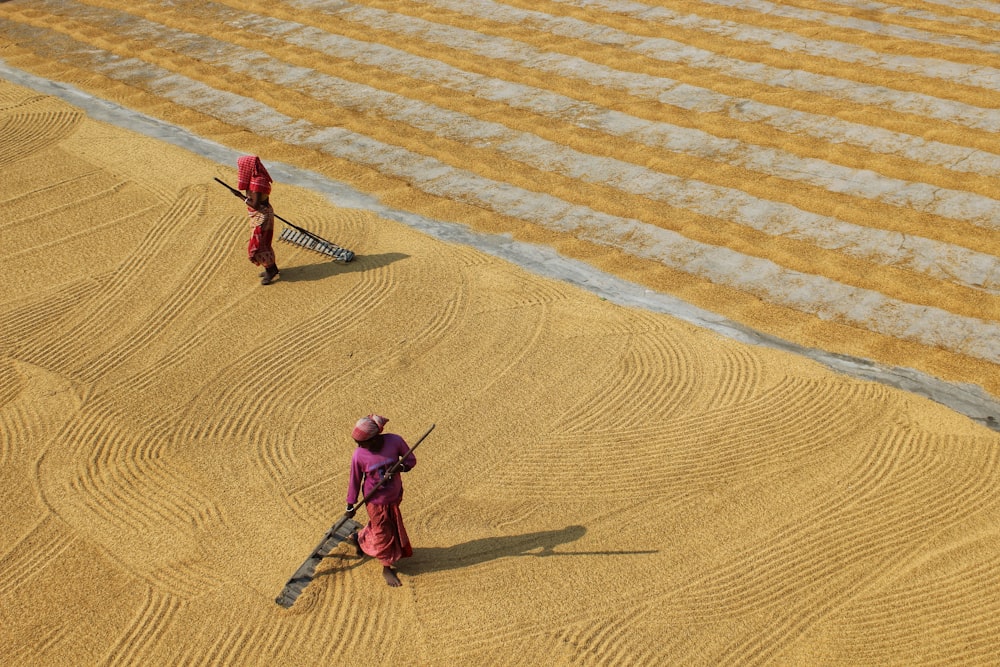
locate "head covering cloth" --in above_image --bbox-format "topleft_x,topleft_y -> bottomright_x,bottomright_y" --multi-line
237,155 -> 273,195
352,414 -> 388,442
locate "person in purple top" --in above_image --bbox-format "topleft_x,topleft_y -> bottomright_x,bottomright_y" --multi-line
345,414 -> 416,587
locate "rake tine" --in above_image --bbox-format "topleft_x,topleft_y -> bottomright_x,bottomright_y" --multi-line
276,226 -> 355,263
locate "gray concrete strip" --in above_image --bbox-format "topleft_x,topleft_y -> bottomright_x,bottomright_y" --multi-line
693,0 -> 1000,54
919,0 -> 1000,14
759,0 -> 1000,32
0,59 -> 1000,431
3,43 -> 1000,366
404,0 -> 1000,90
288,0 -> 1000,138
2,60 -> 997,430
221,3 -> 1000,180
24,0 -> 1000,291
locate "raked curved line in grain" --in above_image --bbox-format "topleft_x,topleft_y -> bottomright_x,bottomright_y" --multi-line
594,331 -> 702,427
195,265 -> 398,405
406,572 -> 558,662
0,358 -> 22,404
0,279 -> 97,352
272,565 -> 403,661
4,169 -> 104,218
4,180 -> 154,260
316,574 -> 395,661
6,623 -> 70,666
62,405 -> 223,536
459,298 -> 553,399
255,432 -> 299,499
74,188 -> 228,385
634,414 -> 909,611
190,266 -> 399,443
676,438 -> 929,616
102,588 -> 184,667
586,439 -> 990,663
666,435 -> 1000,663
0,514 -> 74,598
5,192 -> 181,379
187,622 -> 282,667
0,107 -> 81,165
702,340 -> 764,409
843,573 -> 1000,657
0,361 -> 82,473
4,0 -> 1000,381
827,536 -> 1000,663
529,596 -> 643,667
142,557 -> 226,601
529,378 -> 887,499
564,613 -> 664,667
107,219 -> 251,390
292,234 -> 466,375
0,85 -> 39,105
474,266 -> 573,312
0,399 -> 43,471
286,476 -> 353,525
259,270 -> 466,500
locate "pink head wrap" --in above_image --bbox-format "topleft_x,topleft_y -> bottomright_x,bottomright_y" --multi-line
352,414 -> 388,442
236,155 -> 273,195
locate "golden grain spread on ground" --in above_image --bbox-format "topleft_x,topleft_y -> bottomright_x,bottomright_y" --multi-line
2,0 -> 1000,664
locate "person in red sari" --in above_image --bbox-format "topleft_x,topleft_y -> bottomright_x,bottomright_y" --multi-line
237,155 -> 279,285
345,415 -> 416,587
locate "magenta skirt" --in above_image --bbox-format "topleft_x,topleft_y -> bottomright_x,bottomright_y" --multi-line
359,503 -> 412,567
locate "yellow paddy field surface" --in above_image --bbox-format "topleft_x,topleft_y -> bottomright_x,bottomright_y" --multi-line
2,0 -> 1000,664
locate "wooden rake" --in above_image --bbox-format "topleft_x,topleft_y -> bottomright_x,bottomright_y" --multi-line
214,177 -> 355,263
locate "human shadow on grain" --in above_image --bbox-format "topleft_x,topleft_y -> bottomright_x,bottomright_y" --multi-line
277,252 -> 409,283
397,525 -> 658,575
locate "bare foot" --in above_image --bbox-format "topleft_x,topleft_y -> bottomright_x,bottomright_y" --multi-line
382,566 -> 402,587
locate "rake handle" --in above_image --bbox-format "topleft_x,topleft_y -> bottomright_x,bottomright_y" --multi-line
354,424 -> 435,509
311,424 -> 435,556
213,177 -> 333,248
214,176 -> 245,201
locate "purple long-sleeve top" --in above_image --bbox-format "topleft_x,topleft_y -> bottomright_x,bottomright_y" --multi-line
346,433 -> 416,506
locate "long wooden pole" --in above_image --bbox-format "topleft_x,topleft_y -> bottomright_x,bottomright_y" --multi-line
213,176 -> 344,250
347,423 -> 434,511
312,422 -> 435,557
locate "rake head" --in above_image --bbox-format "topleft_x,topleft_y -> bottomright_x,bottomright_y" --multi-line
279,227 -> 355,263
274,516 -> 363,608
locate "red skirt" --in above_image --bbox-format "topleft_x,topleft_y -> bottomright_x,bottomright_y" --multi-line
247,208 -> 275,267
359,503 -> 412,567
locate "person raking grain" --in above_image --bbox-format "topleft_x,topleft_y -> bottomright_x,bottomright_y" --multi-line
345,415 -> 417,587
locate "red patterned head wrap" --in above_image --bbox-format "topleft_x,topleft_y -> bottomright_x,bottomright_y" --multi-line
236,155 -> 273,195
352,415 -> 388,442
